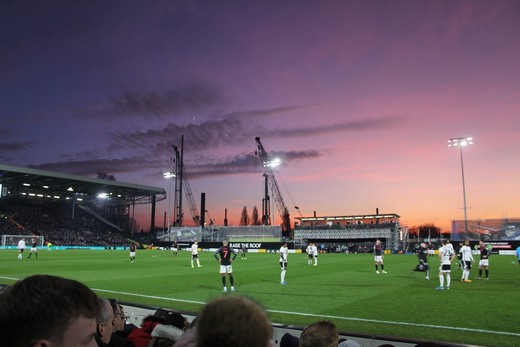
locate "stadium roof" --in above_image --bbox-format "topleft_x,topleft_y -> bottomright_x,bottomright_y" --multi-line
0,164 -> 166,205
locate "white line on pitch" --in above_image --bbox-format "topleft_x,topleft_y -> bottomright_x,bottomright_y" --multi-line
93,288 -> 520,338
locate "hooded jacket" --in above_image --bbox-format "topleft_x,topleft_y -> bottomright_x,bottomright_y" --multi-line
147,324 -> 184,347
128,320 -> 160,347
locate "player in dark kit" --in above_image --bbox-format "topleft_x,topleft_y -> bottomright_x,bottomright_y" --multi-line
27,239 -> 38,259
129,243 -> 136,263
412,242 -> 430,280
374,239 -> 387,273
213,240 -> 238,292
477,240 -> 491,280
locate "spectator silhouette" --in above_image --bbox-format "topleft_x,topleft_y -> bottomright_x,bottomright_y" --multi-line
0,274 -> 100,347
196,295 -> 274,347
148,311 -> 188,347
108,298 -> 135,347
127,314 -> 165,347
96,298 -> 115,346
299,320 -> 338,347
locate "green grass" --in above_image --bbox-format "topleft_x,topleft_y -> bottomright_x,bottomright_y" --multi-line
1,249 -> 519,346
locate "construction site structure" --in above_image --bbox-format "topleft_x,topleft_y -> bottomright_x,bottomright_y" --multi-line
294,212 -> 403,251
255,137 -> 292,234
172,135 -> 204,228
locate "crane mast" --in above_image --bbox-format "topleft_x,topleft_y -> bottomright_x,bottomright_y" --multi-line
255,137 -> 291,231
183,169 -> 200,225
173,137 -> 201,227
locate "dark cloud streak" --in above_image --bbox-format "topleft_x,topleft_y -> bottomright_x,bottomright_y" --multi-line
76,84 -> 228,120
0,141 -> 32,152
29,104 -> 404,179
26,82 -> 406,179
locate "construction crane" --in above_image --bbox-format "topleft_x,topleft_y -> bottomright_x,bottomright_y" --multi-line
172,140 -> 202,226
183,169 -> 201,225
255,137 -> 292,233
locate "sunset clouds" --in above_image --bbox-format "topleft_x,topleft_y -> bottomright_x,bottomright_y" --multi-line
2,1 -> 519,229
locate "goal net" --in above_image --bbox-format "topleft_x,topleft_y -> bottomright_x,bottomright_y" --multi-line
1,235 -> 45,249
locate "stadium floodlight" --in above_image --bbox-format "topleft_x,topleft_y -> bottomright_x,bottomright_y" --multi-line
263,158 -> 281,168
448,136 -> 473,237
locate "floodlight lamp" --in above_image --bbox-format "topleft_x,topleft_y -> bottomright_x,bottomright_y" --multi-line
97,193 -> 109,199
163,172 -> 176,179
448,136 -> 473,147
263,158 -> 281,168
460,137 -> 473,146
447,139 -> 459,147
67,187 -> 74,191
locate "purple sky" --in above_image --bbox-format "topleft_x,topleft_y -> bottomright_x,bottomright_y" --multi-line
2,0 -> 519,231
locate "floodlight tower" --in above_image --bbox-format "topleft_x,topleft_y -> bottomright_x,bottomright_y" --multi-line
448,136 -> 473,237
163,171 -> 176,233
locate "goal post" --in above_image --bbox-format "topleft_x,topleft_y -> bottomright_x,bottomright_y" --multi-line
1,235 -> 45,249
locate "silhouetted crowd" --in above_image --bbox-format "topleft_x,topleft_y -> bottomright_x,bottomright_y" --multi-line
0,198 -> 133,247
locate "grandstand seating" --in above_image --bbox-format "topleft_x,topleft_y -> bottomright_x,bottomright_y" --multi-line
0,197 -> 134,247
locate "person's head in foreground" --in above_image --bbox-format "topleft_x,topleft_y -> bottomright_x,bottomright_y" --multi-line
299,320 -> 339,347
196,295 -> 272,347
0,274 -> 100,347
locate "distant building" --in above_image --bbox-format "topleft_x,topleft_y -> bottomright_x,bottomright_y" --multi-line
294,212 -> 401,251
451,218 -> 520,241
295,213 -> 400,228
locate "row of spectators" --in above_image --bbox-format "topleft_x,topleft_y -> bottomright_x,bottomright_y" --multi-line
299,243 -> 377,254
0,198 -> 134,247
296,222 -> 397,230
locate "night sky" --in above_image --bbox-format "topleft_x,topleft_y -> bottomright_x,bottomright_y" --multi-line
2,0 -> 519,231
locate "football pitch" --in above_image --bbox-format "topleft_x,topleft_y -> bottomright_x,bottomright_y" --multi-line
1,249 -> 519,346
